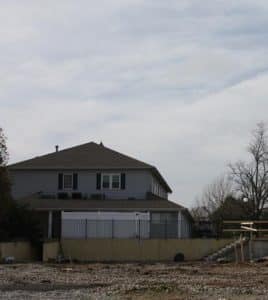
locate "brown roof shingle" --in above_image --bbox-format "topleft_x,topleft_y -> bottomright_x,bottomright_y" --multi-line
9,142 -> 152,170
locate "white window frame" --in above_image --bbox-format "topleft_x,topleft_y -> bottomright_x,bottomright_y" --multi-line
63,173 -> 73,190
101,173 -> 121,190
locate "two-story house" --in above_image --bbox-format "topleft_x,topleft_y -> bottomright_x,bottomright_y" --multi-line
8,142 -> 192,239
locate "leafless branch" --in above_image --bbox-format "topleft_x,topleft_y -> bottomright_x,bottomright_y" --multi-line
228,122 -> 268,219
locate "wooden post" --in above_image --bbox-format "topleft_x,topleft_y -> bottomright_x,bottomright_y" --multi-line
249,230 -> 253,262
234,242 -> 238,264
240,235 -> 245,263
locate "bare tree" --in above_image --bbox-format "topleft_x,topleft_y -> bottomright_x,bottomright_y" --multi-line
0,127 -> 11,211
191,203 -> 209,220
191,176 -> 234,237
229,122 -> 268,219
199,175 -> 233,216
0,128 -> 8,166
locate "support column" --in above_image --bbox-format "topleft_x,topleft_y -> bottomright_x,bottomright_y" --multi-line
178,211 -> 182,238
48,211 -> 53,239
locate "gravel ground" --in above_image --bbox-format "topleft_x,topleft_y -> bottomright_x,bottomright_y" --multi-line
0,262 -> 268,299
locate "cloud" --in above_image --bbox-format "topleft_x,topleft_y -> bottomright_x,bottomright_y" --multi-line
1,1 -> 268,206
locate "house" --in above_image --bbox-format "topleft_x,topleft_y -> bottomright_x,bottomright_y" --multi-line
8,142 -> 192,239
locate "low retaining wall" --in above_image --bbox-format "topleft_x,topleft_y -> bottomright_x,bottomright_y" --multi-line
0,241 -> 37,262
3,239 -> 267,263
252,239 -> 268,259
43,239 -> 232,262
43,240 -> 60,262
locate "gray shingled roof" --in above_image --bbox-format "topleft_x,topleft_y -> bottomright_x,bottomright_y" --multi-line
8,142 -> 172,192
20,197 -> 185,212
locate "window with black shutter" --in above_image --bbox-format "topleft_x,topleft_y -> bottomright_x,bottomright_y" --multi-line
63,174 -> 72,189
99,173 -> 122,190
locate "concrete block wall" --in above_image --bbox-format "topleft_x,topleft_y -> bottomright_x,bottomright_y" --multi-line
0,242 -> 37,262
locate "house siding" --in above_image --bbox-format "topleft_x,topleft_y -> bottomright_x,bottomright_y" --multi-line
10,169 -> 154,200
150,176 -> 168,199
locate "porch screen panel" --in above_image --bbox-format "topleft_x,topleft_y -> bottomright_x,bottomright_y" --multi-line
62,219 -> 86,239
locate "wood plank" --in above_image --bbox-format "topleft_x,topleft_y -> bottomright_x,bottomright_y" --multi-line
223,229 -> 268,232
223,220 -> 268,224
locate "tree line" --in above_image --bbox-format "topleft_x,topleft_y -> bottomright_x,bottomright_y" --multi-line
192,122 -> 268,236
0,128 -> 41,243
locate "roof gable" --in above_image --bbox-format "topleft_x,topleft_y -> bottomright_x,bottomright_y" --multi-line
8,142 -> 172,192
9,142 -> 153,170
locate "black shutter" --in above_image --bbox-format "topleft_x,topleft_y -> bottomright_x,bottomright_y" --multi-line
58,173 -> 63,190
73,173 -> 78,190
96,173 -> 101,190
121,173 -> 126,190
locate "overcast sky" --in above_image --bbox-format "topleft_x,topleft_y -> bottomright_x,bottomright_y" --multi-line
1,1 -> 268,207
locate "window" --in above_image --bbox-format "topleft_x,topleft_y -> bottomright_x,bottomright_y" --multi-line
63,174 -> 73,189
112,174 -> 120,189
102,175 -> 110,189
102,174 -> 121,190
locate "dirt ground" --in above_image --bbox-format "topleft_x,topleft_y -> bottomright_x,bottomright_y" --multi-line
0,262 -> 268,299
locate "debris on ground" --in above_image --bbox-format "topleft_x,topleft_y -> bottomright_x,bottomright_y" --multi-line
0,262 -> 267,299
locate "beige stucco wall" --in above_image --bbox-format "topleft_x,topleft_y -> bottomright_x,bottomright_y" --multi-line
0,242 -> 37,261
42,240 -> 60,262
43,239 -> 232,262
